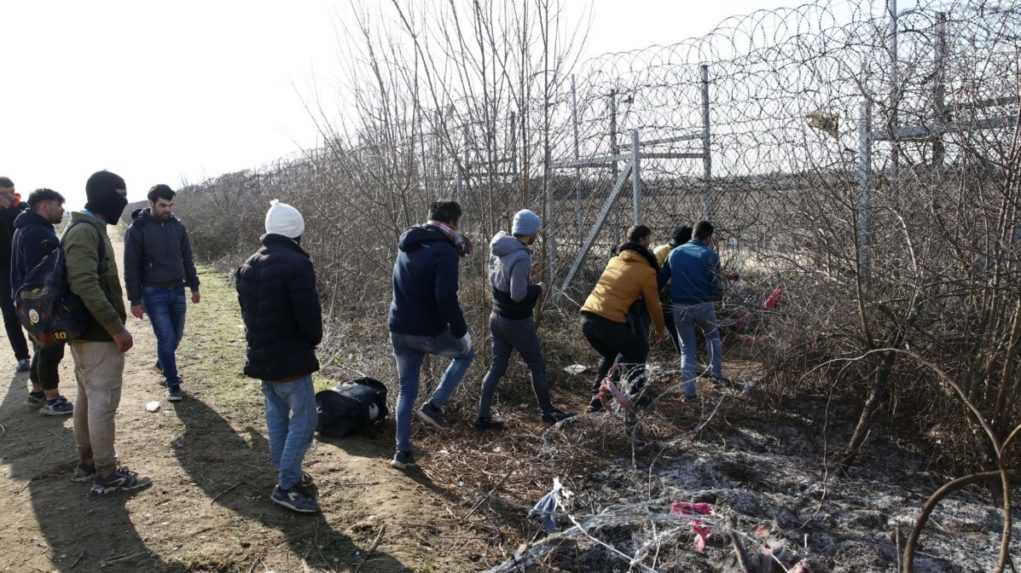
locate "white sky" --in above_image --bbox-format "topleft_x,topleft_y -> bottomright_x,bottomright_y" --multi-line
1,0 -> 819,207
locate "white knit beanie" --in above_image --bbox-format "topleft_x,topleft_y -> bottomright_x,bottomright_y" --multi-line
265,199 -> 305,239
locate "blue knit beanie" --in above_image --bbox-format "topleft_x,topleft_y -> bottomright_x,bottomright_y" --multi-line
512,209 -> 541,236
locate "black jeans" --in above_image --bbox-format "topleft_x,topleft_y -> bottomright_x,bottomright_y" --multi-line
478,314 -> 554,418
31,341 -> 65,391
0,269 -> 29,360
581,312 -> 648,396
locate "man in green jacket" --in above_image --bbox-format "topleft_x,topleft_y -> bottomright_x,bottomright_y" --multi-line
65,170 -> 151,495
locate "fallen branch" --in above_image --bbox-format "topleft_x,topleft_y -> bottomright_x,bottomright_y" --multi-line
354,525 -> 386,573
464,469 -> 514,520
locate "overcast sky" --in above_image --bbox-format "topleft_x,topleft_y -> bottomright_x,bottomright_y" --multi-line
2,0 -> 833,207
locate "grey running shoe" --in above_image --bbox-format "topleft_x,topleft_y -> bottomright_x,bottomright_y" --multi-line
90,467 -> 152,496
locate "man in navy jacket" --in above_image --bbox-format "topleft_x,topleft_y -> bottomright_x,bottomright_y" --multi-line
388,201 -> 474,469
123,184 -> 200,402
11,188 -> 71,415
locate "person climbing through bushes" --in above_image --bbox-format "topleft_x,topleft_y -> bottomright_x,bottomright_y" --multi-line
654,224 -> 693,353
580,225 -> 664,413
388,200 -> 475,470
659,220 -> 726,400
475,209 -> 574,431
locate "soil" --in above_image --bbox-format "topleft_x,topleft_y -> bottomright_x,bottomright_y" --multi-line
0,233 -> 491,573
1,232 -> 1018,573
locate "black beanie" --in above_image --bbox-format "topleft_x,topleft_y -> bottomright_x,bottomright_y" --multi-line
85,170 -> 128,225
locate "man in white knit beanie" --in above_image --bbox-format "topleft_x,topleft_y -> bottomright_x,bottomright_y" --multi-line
235,199 -> 323,513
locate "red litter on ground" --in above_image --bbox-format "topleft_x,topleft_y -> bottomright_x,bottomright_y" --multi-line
671,501 -> 713,552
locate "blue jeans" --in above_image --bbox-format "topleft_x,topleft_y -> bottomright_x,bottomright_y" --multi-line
142,286 -> 187,387
261,376 -> 317,490
391,331 -> 475,453
673,302 -> 722,396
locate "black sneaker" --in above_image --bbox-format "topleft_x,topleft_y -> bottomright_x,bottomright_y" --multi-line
16,359 -> 30,373
26,391 -> 46,407
417,402 -> 447,429
71,463 -> 96,483
474,416 -> 506,431
271,485 -> 320,514
90,467 -> 153,496
297,472 -> 318,498
586,397 -> 604,413
166,386 -> 183,402
541,408 -> 575,425
390,450 -> 416,470
39,396 -> 73,416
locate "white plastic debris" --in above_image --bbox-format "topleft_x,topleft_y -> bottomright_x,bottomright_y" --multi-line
145,401 -> 161,413
563,364 -> 587,375
528,477 -> 573,532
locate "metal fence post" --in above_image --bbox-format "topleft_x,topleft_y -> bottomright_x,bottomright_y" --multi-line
632,129 -> 641,225
933,11 -> 947,168
887,0 -> 900,186
700,64 -> 713,221
857,99 -> 873,280
572,75 -> 582,247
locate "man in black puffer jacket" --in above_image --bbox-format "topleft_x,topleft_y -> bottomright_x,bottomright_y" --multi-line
235,199 -> 322,515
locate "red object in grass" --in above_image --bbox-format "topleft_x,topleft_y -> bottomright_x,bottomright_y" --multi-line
763,286 -> 784,309
671,502 -> 714,553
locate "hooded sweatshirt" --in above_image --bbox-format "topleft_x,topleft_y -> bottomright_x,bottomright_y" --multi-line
123,207 -> 200,305
489,231 -> 541,320
388,224 -> 468,338
10,210 -> 59,295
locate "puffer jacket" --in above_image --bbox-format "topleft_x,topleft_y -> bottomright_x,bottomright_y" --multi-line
581,247 -> 665,337
235,234 -> 323,382
489,232 -> 541,320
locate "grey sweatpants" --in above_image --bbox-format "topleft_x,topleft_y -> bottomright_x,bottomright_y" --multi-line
478,313 -> 554,418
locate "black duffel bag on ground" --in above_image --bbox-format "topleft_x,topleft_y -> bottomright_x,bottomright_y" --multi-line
315,377 -> 389,438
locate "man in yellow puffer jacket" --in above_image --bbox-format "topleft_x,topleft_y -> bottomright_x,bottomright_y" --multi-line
580,225 -> 664,412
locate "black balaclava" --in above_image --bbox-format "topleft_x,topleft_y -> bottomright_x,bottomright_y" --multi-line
85,170 -> 128,225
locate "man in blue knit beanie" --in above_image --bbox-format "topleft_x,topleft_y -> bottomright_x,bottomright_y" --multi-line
474,209 -> 573,430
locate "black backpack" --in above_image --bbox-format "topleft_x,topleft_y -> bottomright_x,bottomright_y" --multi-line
14,221 -> 106,347
315,378 -> 389,438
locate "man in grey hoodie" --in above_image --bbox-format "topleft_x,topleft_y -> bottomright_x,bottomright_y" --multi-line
475,210 -> 573,430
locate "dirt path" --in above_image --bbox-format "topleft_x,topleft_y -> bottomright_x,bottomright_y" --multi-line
0,232 -> 474,573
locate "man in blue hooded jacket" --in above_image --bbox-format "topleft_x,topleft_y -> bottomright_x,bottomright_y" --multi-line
388,201 -> 475,469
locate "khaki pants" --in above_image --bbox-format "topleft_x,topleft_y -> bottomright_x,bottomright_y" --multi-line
70,341 -> 125,474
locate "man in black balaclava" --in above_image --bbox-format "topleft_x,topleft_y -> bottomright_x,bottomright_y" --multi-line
64,170 -> 151,495
84,170 -> 130,224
